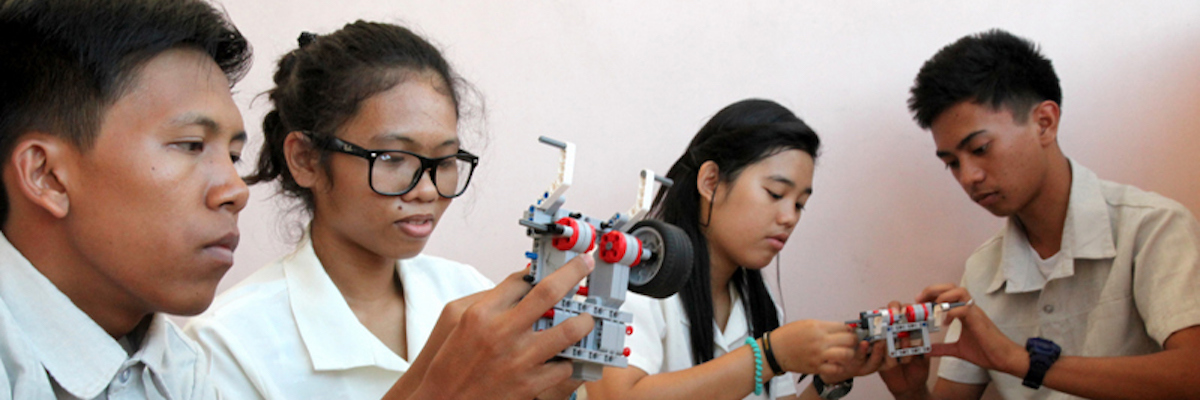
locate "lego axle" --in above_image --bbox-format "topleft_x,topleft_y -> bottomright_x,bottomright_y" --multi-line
848,301 -> 969,358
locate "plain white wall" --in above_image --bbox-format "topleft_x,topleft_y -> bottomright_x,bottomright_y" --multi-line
203,1 -> 1200,398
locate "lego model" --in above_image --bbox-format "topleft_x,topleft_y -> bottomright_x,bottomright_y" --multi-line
521,136 -> 694,381
847,301 -> 969,358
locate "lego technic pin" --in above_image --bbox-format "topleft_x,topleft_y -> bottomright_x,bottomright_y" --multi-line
847,301 -> 970,358
521,136 -> 693,381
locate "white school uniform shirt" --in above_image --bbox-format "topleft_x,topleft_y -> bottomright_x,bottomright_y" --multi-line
0,232 -> 217,400
185,238 -> 494,400
938,160 -> 1200,399
623,284 -> 798,399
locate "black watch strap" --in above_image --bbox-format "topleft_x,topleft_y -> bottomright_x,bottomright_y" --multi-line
1022,337 -> 1061,389
812,375 -> 853,400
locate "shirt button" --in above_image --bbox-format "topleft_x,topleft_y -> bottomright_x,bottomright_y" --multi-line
119,368 -> 132,383
1042,305 -> 1055,314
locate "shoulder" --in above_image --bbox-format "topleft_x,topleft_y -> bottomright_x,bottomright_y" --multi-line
1100,179 -> 1196,222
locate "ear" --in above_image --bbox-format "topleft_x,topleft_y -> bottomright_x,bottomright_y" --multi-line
8,136 -> 71,218
283,131 -> 321,189
1031,100 -> 1061,147
696,160 -> 720,203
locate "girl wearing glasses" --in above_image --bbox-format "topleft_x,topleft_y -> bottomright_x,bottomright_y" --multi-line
185,22 -> 571,399
587,99 -> 886,400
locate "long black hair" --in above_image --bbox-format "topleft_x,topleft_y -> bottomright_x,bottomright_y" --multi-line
650,99 -> 821,366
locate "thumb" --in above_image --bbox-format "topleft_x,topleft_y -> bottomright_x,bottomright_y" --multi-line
927,342 -> 958,358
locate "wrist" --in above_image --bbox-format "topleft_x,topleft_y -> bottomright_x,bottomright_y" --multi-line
891,385 -> 932,400
1004,345 -> 1031,378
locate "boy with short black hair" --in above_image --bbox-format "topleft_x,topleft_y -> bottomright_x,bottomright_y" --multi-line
880,29 -> 1200,400
0,0 -> 252,397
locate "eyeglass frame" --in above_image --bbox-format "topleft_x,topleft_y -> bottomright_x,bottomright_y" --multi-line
303,131 -> 479,198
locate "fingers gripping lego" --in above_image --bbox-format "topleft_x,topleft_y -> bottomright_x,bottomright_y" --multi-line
521,136 -> 694,381
847,301 -> 969,358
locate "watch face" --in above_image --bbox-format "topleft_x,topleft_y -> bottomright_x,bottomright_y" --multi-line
830,386 -> 852,397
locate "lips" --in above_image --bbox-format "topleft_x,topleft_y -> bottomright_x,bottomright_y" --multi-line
766,233 -> 789,251
972,191 -> 1000,207
396,214 -> 435,238
203,232 -> 239,265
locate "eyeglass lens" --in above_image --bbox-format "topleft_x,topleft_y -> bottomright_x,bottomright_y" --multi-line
372,152 -> 472,197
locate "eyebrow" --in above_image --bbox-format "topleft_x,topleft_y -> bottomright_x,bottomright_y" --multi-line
172,113 -> 246,142
379,133 -> 459,149
768,175 -> 813,194
934,130 -> 986,158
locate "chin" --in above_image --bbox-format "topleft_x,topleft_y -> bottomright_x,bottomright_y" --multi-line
159,296 -> 216,316
153,283 -> 220,316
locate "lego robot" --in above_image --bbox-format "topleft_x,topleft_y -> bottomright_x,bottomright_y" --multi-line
847,301 -> 969,358
521,136 -> 693,381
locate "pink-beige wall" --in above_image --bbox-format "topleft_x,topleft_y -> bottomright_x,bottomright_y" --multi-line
204,1 -> 1200,398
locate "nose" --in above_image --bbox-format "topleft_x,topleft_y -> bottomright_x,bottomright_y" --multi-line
777,203 -> 800,229
208,156 -> 249,214
957,159 -> 986,189
401,167 -> 439,203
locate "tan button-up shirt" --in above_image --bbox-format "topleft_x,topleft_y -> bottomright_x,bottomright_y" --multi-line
938,160 -> 1200,399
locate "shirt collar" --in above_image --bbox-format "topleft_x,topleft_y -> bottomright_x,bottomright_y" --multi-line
988,160 -> 1117,293
0,233 -> 133,398
285,237 -> 409,372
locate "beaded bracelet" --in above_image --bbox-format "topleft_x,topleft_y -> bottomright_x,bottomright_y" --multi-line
744,337 -> 764,396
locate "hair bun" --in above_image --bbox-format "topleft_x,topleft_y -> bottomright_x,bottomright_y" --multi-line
297,31 -> 318,48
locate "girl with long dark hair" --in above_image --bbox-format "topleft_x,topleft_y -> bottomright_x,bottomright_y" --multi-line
588,99 -> 884,400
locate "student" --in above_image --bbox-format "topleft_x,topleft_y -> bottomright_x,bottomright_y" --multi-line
587,99 -> 885,400
184,21 -> 590,400
1,1 -> 588,398
0,0 -> 251,397
879,29 -> 1200,399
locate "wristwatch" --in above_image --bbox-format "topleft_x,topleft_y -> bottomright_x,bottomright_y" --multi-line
812,375 -> 853,400
1022,337 -> 1061,389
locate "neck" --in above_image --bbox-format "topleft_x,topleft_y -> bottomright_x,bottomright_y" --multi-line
4,214 -> 148,338
1015,155 -> 1073,258
309,217 -> 404,306
708,246 -> 737,300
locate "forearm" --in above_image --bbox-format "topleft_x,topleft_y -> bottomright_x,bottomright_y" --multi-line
1003,347 -> 1200,399
592,343 -> 778,400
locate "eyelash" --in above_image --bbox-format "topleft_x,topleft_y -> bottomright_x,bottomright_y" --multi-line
972,143 -> 990,155
173,141 -> 242,164
943,142 -> 990,170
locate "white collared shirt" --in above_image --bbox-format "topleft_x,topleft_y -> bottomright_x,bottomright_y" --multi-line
184,238 -> 494,400
938,160 -> 1200,399
622,284 -> 798,399
0,233 -> 217,400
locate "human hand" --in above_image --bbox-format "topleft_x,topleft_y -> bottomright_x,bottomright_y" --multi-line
920,284 -> 1025,377
877,300 -> 933,399
819,338 -> 887,385
399,256 -> 596,400
770,319 -> 858,376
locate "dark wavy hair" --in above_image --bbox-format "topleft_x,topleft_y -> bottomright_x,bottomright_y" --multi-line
245,21 -> 473,213
650,99 -> 821,368
909,29 -> 1061,129
0,0 -> 251,225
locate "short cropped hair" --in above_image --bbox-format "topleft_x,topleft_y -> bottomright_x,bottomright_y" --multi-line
0,0 -> 252,224
908,29 -> 1061,129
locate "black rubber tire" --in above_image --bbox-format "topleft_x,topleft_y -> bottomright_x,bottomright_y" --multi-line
627,219 -> 693,299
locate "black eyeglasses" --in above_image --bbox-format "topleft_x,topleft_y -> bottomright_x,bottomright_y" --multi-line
306,132 -> 479,198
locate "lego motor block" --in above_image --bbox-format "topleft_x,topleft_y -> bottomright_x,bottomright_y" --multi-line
847,301 -> 968,358
522,136 -> 693,381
